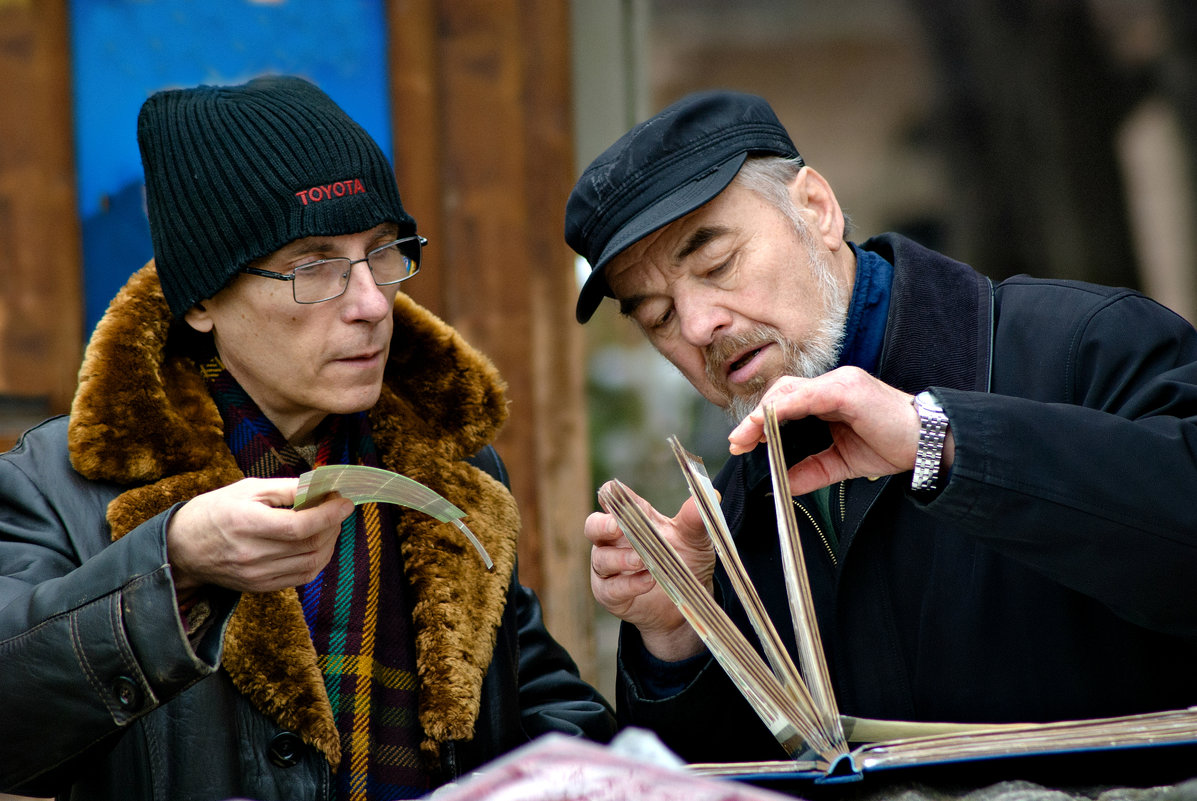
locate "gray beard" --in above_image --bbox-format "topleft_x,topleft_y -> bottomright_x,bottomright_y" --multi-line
706,272 -> 850,424
719,319 -> 846,424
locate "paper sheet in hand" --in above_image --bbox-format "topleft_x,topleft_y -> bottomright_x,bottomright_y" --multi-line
294,464 -> 493,569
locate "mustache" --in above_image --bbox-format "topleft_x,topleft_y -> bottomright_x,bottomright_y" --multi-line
704,326 -> 785,382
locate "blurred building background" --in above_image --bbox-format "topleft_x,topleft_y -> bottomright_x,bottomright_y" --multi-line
1,0 -> 1195,724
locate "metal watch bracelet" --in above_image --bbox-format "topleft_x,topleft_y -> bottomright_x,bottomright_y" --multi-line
911,390 -> 949,491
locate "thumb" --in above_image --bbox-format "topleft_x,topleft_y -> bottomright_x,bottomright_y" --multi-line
245,477 -> 304,508
673,492 -> 717,546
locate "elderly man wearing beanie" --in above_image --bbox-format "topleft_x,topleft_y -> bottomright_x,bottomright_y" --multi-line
567,90 -> 1197,765
0,75 -> 614,801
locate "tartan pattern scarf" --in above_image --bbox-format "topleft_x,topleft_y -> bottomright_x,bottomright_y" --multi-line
202,354 -> 430,799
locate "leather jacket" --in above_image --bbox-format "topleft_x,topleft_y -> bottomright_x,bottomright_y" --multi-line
0,262 -> 615,799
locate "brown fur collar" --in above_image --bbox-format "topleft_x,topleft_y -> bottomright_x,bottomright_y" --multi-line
68,262 -> 519,767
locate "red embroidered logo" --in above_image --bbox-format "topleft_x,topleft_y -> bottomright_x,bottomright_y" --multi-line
295,179 -> 367,205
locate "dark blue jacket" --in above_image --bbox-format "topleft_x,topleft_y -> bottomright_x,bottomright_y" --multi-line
618,234 -> 1197,763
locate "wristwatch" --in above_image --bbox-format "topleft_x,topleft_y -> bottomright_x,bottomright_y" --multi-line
911,390 -> 949,491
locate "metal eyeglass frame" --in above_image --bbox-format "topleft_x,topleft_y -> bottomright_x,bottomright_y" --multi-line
240,235 -> 428,303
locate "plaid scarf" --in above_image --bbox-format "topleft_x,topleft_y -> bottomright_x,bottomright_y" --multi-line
202,354 -> 429,799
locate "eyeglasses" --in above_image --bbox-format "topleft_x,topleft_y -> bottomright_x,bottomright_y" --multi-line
240,235 -> 427,303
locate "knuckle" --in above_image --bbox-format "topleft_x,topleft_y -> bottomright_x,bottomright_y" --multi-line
226,542 -> 255,568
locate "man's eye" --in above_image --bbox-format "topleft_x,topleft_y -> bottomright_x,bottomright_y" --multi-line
294,260 -> 341,278
648,308 -> 674,331
706,259 -> 731,279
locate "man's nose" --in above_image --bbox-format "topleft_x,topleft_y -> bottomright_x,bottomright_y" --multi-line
677,291 -> 730,347
341,259 -> 392,318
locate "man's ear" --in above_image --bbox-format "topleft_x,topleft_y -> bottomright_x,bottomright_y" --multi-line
183,302 -> 213,333
788,166 -> 847,252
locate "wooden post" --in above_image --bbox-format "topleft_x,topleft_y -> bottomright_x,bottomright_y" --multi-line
387,0 -> 596,679
0,0 -> 83,450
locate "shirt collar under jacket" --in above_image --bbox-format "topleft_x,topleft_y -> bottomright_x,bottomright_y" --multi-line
836,242 -> 894,377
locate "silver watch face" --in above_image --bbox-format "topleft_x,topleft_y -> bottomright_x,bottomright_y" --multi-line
915,390 -> 944,413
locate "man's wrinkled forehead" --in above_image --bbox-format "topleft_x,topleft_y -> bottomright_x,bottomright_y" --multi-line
608,219 -> 738,316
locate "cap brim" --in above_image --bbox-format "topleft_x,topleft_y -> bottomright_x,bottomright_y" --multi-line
575,152 -> 747,323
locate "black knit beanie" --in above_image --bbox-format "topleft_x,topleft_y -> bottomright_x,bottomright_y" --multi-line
137,74 -> 416,317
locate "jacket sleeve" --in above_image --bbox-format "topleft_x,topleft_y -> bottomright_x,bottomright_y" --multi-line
511,580 -> 616,742
927,286 -> 1197,635
439,569 -> 617,783
453,446 -> 615,778
0,418 -> 233,794
614,623 -> 790,764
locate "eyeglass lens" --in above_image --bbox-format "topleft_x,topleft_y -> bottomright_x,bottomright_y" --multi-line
292,238 -> 422,303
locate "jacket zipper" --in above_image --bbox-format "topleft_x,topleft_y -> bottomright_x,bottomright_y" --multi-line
791,493 -> 839,568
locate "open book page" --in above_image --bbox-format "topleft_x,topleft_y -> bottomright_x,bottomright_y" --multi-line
597,480 -> 832,765
667,437 -> 839,759
690,706 -> 1197,778
842,716 -> 1027,743
294,463 -> 464,516
293,464 -> 492,569
850,706 -> 1197,771
761,405 -> 845,751
670,433 -> 847,761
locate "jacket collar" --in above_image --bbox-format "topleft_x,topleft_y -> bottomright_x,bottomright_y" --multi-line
862,232 -> 994,395
68,261 -> 518,766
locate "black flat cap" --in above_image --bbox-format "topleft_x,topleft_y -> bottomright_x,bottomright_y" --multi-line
565,90 -> 800,323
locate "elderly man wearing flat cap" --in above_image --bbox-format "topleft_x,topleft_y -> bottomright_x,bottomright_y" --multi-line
566,90 -> 1197,764
0,75 -> 614,801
